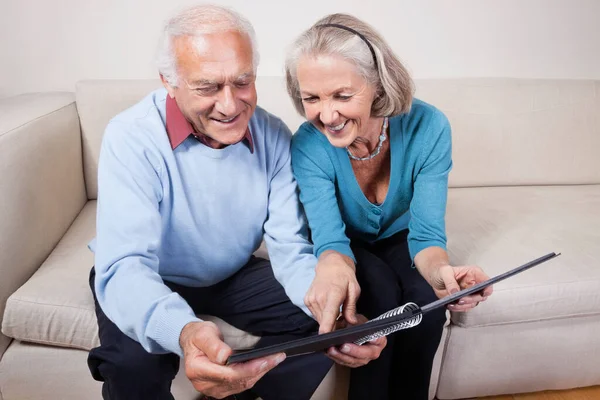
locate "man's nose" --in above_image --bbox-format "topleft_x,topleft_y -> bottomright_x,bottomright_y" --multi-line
214,86 -> 237,116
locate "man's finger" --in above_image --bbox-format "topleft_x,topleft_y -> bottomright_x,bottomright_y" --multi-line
229,353 -> 286,379
192,352 -> 285,384
195,329 -> 232,365
186,356 -> 238,383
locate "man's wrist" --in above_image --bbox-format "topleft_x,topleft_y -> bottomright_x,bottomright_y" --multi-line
179,320 -> 205,352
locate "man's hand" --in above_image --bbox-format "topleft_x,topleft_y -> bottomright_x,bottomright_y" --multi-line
305,251 -> 361,334
429,264 -> 494,312
179,321 -> 285,398
326,314 -> 386,368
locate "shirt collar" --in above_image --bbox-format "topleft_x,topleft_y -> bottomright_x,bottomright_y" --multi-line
165,95 -> 254,153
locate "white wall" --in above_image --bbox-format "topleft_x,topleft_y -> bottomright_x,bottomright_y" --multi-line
1,0 -> 599,98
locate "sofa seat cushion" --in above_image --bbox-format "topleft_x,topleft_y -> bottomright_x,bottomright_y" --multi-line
446,184 -> 600,328
1,201 -> 259,350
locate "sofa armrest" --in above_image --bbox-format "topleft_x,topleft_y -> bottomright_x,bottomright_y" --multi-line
0,93 -> 87,360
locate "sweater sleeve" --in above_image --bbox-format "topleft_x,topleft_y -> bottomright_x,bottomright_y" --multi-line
261,120 -> 319,317
290,125 -> 355,261
93,121 -> 200,356
407,111 -> 453,260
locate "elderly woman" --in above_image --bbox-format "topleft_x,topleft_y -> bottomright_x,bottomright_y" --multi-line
286,14 -> 494,399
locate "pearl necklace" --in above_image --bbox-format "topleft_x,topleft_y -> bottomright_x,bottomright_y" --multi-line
346,117 -> 389,161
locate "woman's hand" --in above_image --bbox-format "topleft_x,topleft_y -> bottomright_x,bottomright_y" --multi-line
415,247 -> 493,312
429,264 -> 494,312
305,250 -> 361,333
326,314 -> 387,368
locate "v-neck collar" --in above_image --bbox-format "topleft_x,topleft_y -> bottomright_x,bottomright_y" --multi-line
335,116 -> 403,209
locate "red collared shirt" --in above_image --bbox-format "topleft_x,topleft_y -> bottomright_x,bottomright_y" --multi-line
165,95 -> 253,153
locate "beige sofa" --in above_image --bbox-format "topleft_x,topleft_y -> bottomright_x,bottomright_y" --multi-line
1,78 -> 599,400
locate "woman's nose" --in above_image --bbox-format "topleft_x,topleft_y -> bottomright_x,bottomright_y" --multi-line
318,102 -> 339,125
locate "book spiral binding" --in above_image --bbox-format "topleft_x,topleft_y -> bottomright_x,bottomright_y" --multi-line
354,302 -> 423,345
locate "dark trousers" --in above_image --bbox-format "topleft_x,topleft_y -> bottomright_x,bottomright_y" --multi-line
348,230 -> 447,400
87,256 -> 333,400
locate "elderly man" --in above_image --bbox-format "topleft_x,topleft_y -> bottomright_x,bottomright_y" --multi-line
86,5 -> 338,400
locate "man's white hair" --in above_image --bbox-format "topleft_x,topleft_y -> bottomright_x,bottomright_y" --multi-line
156,4 -> 260,87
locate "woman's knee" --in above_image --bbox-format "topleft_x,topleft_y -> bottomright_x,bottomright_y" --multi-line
420,307 -> 447,336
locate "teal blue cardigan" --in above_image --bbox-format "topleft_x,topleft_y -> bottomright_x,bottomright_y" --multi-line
291,99 -> 452,261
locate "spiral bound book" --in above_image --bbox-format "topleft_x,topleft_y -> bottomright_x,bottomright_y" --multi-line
227,252 -> 560,364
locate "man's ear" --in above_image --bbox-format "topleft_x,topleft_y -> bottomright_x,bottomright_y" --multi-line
160,74 -> 177,98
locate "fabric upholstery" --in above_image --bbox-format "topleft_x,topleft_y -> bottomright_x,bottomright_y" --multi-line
2,202 -> 98,350
0,92 -> 75,135
0,342 -> 104,400
76,80 -> 162,200
436,315 -> 600,399
0,340 -> 348,400
445,185 -> 600,327
416,79 -> 600,187
0,93 -> 87,360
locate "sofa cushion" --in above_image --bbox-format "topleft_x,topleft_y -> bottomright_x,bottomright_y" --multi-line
416,79 -> 600,187
1,201 -> 259,351
0,341 -> 348,400
1,201 -> 98,350
446,184 -> 600,328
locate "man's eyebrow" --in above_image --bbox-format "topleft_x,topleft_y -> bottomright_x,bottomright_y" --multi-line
190,79 -> 219,87
237,72 -> 254,79
189,73 -> 254,87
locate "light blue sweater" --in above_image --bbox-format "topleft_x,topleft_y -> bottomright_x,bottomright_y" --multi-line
291,99 -> 452,262
90,89 -> 317,356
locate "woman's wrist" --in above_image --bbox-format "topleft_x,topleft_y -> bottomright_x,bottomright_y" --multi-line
318,250 -> 356,272
414,247 -> 451,286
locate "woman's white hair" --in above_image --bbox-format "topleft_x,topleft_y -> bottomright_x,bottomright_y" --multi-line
156,4 -> 259,87
285,13 -> 414,118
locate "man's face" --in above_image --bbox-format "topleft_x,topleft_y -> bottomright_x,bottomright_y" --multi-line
162,31 -> 257,148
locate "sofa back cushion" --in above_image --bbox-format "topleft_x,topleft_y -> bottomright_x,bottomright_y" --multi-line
76,78 -> 600,199
76,80 -> 163,200
417,79 -> 600,187
0,93 -> 87,358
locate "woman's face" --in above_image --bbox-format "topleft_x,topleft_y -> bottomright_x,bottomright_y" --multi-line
296,54 -> 379,148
